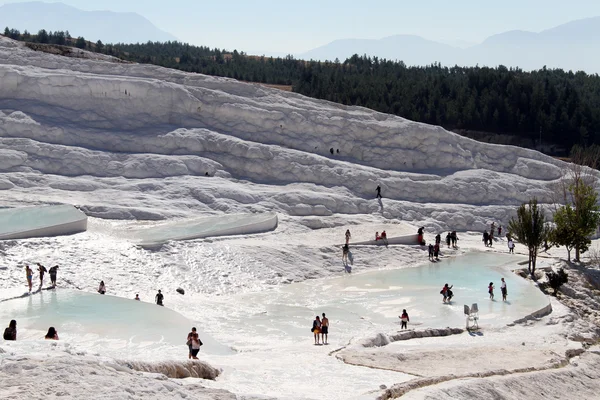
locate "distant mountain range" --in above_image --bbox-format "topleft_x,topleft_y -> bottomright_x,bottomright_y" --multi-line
0,1 -> 177,44
299,17 -> 600,74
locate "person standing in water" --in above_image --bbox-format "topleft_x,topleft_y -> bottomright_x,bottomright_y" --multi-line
36,263 -> 47,288
488,282 -> 495,300
376,185 -> 382,199
321,313 -> 329,345
134,294 -> 140,301
25,265 -> 33,293
98,281 -> 106,295
155,290 -> 164,306
501,278 -> 507,301
345,229 -> 351,245
400,309 -> 409,330
441,284 -> 453,303
49,265 -> 59,287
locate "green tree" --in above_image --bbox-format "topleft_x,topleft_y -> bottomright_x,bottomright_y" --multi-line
96,40 -> 104,51
550,204 -> 578,261
75,36 -> 86,49
508,198 -> 551,276
3,27 -> 9,36
37,29 -> 48,43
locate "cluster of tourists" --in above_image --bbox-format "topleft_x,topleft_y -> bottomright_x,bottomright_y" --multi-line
98,281 -> 165,306
24,263 -> 59,293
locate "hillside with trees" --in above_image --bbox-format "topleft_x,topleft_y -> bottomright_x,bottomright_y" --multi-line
4,27 -> 600,155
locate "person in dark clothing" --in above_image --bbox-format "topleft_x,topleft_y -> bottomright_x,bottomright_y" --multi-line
483,231 -> 489,247
451,231 -> 458,247
155,290 -> 164,306
3,320 -> 17,341
434,243 -> 440,260
376,185 -> 382,199
446,232 -> 451,248
428,244 -> 434,261
400,310 -> 409,329
49,265 -> 59,287
435,234 -> 441,244
330,148 -> 334,155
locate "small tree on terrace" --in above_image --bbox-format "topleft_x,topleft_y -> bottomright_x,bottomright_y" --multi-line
553,145 -> 600,261
508,198 -> 551,276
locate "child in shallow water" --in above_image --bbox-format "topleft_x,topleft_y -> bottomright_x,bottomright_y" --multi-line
488,282 -> 495,300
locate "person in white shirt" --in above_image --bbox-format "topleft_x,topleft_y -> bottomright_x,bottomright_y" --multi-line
501,278 -> 507,301
508,239 -> 515,254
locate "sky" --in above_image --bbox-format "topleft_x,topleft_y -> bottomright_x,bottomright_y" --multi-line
1,0 -> 600,53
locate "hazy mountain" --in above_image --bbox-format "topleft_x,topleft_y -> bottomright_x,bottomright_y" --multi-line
299,17 -> 600,74
0,1 -> 177,44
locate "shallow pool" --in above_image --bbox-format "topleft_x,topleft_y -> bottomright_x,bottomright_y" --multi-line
0,290 -> 231,354
215,252 -> 549,343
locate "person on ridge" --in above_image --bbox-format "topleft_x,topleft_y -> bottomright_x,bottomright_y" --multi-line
375,232 -> 381,241
381,230 -> 388,245
49,265 -> 59,287
25,265 -> 33,293
376,185 -> 382,199
321,313 -> 329,345
37,263 -> 47,288
417,227 -> 425,246
45,327 -> 59,340
155,290 -> 164,306
488,282 -> 495,300
400,309 -> 409,330
3,320 -> 17,341
345,229 -> 351,245
98,281 -> 106,295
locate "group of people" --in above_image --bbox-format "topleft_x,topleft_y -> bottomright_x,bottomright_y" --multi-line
483,223 -> 503,247
3,320 -> 59,341
311,313 -> 330,345
488,278 -> 508,301
375,230 -> 387,242
186,327 -> 203,359
98,281 -> 164,306
24,263 -> 59,293
445,231 -> 459,247
440,284 -> 454,303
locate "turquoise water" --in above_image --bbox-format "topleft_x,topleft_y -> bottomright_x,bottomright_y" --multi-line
0,290 -> 231,354
220,252 -> 549,341
0,205 -> 86,237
